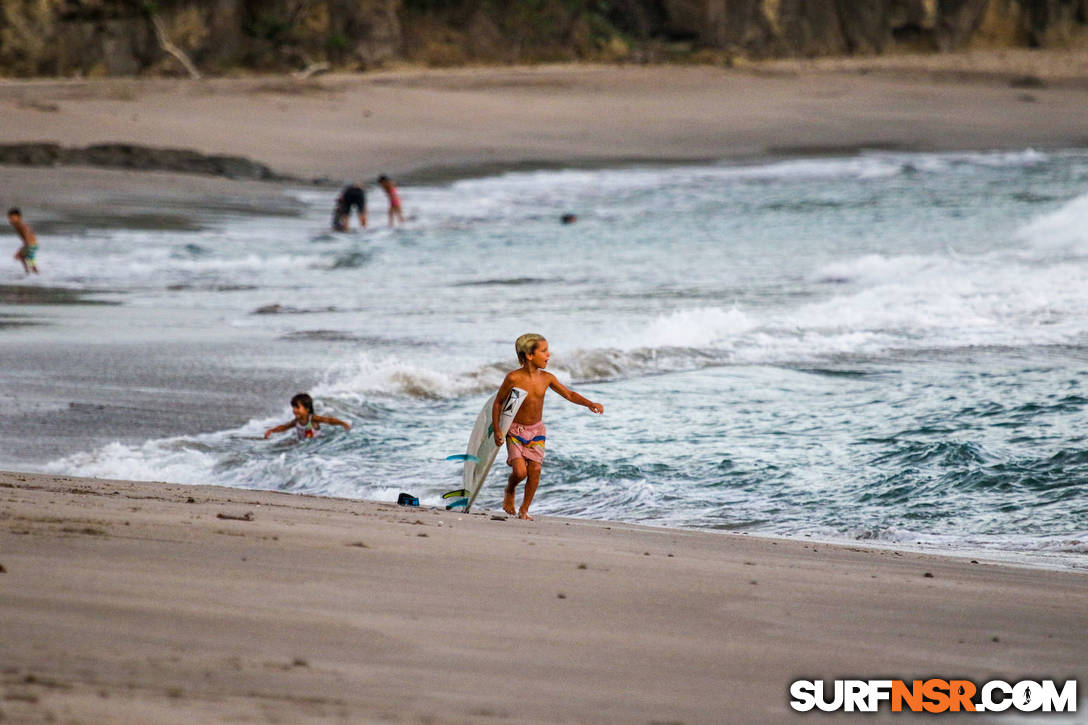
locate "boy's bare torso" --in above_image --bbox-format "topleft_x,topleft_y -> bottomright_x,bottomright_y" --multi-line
11,218 -> 36,246
504,368 -> 555,425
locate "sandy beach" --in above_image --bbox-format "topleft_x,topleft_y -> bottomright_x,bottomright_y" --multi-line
2,52 -> 1087,182
2,55 -> 1088,722
2,470 -> 1085,724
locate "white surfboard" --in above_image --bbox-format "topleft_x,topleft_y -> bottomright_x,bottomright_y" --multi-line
449,387 -> 527,513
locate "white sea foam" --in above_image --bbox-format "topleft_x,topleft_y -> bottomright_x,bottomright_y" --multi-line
813,253 -> 941,284
624,306 -> 755,349
43,421 -> 399,502
307,247 -> 1088,391
1017,191 -> 1088,250
453,150 -> 1051,193
44,439 -> 220,485
803,239 -> 1088,353
313,353 -> 509,400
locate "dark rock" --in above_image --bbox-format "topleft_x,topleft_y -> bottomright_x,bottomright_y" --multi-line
1010,74 -> 1047,88
0,142 -> 292,181
0,143 -> 64,166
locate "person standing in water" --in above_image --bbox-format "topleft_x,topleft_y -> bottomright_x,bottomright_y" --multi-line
8,208 -> 39,274
377,175 -> 404,227
332,183 -> 367,232
493,334 -> 603,520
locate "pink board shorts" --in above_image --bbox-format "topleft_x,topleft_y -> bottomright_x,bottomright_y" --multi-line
506,420 -> 546,465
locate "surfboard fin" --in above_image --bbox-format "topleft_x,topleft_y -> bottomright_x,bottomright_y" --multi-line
442,489 -> 470,500
445,454 -> 480,462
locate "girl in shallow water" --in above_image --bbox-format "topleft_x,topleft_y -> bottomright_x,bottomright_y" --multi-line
264,393 -> 351,440
377,175 -> 404,227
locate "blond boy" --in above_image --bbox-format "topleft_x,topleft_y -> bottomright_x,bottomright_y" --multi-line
493,333 -> 603,520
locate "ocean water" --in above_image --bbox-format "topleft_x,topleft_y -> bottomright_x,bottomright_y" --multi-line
26,149 -> 1088,568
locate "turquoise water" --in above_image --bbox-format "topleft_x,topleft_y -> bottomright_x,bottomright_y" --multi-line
28,149 -> 1088,567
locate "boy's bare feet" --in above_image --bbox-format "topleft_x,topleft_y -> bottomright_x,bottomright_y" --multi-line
503,489 -> 516,516
518,511 -> 533,521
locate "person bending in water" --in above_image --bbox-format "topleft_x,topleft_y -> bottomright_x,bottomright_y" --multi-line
493,333 -> 603,520
377,175 -> 404,227
264,393 -> 351,440
332,183 -> 367,232
8,208 -> 39,274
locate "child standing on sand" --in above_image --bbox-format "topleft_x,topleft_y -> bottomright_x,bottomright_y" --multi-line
264,393 -> 351,440
377,175 -> 404,227
8,208 -> 39,274
493,333 -> 603,520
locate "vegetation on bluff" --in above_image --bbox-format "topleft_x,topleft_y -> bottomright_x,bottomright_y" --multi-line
0,0 -> 1085,77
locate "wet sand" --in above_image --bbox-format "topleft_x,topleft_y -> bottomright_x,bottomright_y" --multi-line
1,470 -> 1085,724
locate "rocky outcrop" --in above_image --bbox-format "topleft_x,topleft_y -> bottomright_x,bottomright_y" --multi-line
0,0 -> 1084,76
0,142 -> 292,180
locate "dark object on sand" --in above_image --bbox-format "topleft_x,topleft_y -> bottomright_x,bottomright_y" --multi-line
0,142 -> 288,181
397,492 -> 419,506
216,512 -> 254,521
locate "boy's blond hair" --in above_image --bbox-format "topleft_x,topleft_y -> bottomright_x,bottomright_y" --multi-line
515,333 -> 546,364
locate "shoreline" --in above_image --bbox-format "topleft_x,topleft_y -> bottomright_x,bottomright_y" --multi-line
2,470 -> 1085,723
43,466 -> 1088,574
2,467 -> 1079,575
37,467 -> 1088,575
2,57 -> 1087,183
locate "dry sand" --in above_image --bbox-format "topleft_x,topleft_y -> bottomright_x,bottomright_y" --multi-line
2,55 -> 1087,723
2,471 -> 1085,724
1,53 -> 1086,183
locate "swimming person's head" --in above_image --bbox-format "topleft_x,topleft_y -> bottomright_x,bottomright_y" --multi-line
515,333 -> 547,365
290,392 -> 314,420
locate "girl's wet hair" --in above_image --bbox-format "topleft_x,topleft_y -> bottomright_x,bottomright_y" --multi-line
290,393 -> 314,414
515,333 -> 546,363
